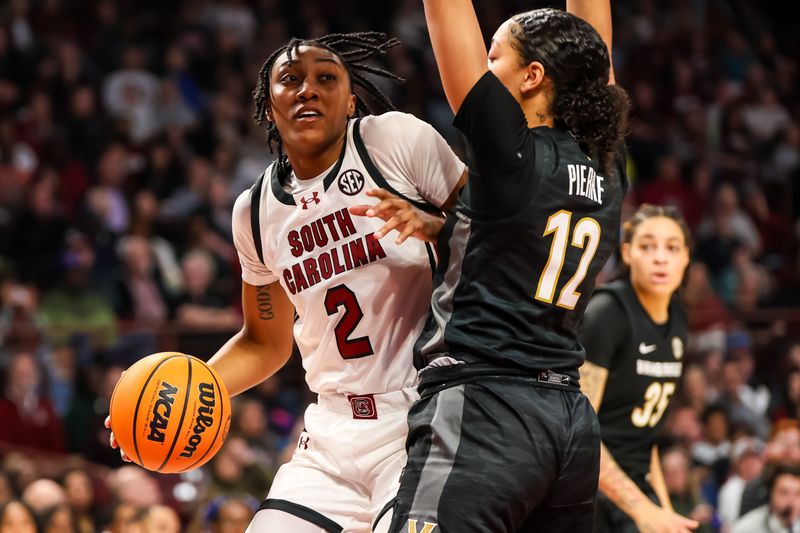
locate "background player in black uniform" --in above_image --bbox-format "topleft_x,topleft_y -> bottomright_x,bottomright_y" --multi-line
388,1 -> 631,532
580,205 -> 697,533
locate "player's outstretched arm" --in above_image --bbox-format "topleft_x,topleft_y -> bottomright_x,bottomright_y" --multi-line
207,280 -> 295,397
566,0 -> 616,84
422,0 -> 488,114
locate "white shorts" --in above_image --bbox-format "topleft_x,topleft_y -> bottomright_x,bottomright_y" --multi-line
251,387 -> 418,533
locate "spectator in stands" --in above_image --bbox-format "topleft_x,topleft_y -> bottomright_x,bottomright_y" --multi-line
10,174 -> 66,289
0,471 -> 12,506
107,466 -> 161,509
173,250 -> 239,330
38,231 -> 117,350
207,437 -> 272,500
128,505 -> 180,533
718,437 -> 766,530
102,45 -> 160,144
692,405 -> 732,480
230,397 -> 279,468
739,419 -> 800,517
662,447 -> 715,533
0,351 -> 65,454
98,502 -> 136,533
39,503 -> 77,533
681,364 -> 712,414
112,235 -> 171,330
733,465 -> 800,533
205,495 -> 258,533
62,469 -> 97,533
21,478 -> 67,514
637,155 -> 692,216
0,499 -> 37,533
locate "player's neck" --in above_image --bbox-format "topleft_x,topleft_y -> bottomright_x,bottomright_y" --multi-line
633,284 -> 670,325
522,93 -> 554,129
284,133 -> 346,180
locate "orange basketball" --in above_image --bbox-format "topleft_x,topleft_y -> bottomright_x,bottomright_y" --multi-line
109,352 -> 231,474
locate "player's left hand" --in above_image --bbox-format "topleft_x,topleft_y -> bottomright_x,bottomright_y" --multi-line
349,189 -> 444,244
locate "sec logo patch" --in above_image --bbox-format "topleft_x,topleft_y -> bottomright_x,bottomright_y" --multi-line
338,169 -> 365,196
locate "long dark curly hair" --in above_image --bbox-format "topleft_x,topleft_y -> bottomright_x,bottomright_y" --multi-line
509,9 -> 631,175
252,32 -> 403,173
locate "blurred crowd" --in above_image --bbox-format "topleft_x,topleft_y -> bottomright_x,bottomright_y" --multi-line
0,0 -> 798,531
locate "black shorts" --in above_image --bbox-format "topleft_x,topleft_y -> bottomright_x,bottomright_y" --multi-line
389,375 -> 601,533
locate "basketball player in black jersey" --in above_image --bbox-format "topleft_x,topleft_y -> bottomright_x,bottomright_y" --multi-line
385,1 -> 631,532
580,205 -> 697,533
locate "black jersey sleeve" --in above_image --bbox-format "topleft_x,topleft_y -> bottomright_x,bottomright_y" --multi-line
453,71 -> 529,176
580,291 -> 630,369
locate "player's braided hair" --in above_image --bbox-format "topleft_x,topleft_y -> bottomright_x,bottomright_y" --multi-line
509,9 -> 631,175
252,32 -> 403,172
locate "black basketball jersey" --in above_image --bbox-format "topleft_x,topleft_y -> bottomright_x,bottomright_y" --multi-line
414,72 -> 627,381
582,279 -> 688,481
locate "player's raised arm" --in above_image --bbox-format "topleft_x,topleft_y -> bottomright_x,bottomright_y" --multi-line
208,281 -> 294,396
422,0 -> 488,113
566,0 -> 616,84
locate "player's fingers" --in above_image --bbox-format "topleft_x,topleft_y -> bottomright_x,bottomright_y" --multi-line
348,205 -> 371,217
375,216 -> 403,239
680,517 -> 700,529
120,448 -> 131,462
104,415 -> 111,429
109,430 -> 117,449
396,219 -> 421,244
367,199 -> 404,218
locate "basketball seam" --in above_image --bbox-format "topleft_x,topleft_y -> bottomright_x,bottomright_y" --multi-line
130,354 -> 183,468
157,355 -> 193,472
178,358 -> 228,473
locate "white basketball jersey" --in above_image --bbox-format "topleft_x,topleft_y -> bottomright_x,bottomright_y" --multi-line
232,113 -> 465,395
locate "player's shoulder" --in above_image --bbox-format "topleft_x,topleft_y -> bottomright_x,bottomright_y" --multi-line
359,111 -> 434,141
588,281 -> 629,316
232,167 -> 270,232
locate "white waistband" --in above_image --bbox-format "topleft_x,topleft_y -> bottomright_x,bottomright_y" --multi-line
316,386 -> 419,415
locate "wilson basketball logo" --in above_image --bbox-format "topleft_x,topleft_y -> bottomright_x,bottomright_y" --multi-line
147,381 -> 178,443
179,382 -> 216,458
338,169 -> 365,195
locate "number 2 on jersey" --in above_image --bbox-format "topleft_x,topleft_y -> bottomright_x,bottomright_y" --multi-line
325,285 -> 374,360
535,210 -> 601,310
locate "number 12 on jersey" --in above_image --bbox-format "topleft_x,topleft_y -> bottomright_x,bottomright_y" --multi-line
535,210 -> 601,310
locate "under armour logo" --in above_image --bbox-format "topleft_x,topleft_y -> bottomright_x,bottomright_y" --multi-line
298,434 -> 310,450
407,519 -> 437,533
300,192 -> 320,209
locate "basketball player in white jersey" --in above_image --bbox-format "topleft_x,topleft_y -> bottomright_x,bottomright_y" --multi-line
105,33 -> 465,533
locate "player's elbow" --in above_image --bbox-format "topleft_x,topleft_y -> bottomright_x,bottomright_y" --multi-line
242,325 -> 293,371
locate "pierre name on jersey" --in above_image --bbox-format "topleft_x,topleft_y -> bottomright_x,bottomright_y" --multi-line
567,163 -> 605,205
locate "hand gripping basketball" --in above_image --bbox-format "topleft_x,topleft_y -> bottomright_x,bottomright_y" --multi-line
106,352 -> 232,473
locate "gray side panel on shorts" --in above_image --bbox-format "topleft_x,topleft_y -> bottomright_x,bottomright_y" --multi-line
407,384 -> 467,523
